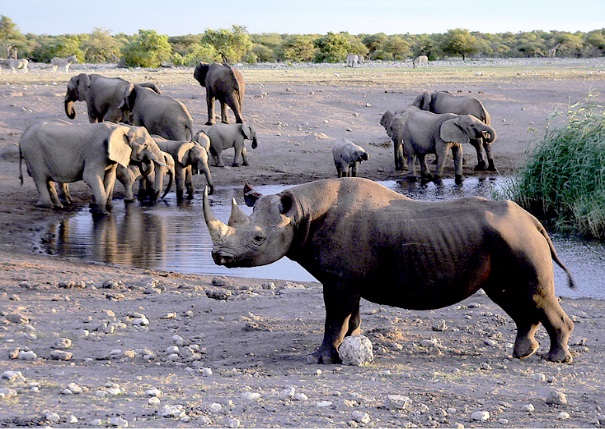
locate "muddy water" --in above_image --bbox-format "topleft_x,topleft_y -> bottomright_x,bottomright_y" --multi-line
44,178 -> 604,299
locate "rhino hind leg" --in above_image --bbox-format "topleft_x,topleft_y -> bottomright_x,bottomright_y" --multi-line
540,298 -> 574,363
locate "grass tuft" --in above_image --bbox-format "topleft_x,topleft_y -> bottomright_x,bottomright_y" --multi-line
496,96 -> 605,239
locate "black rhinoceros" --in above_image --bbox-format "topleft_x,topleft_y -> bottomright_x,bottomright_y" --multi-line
203,178 -> 575,364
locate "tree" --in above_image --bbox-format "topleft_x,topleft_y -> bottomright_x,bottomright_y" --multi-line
172,42 -> 219,66
441,28 -> 479,60
384,35 -> 411,60
201,25 -> 253,63
362,33 -> 388,58
280,34 -> 317,62
121,30 -> 172,67
82,28 -> 123,63
314,32 -> 350,63
0,15 -> 27,56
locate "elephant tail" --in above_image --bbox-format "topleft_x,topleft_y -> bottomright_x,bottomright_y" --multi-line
19,146 -> 24,185
536,220 -> 577,289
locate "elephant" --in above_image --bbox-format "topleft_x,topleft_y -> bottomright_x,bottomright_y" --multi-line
193,62 -> 245,125
64,73 -> 161,123
412,55 -> 428,68
380,106 -> 421,170
412,90 -> 496,171
120,84 -> 194,141
332,138 -> 368,177
116,150 -> 175,203
19,120 -> 165,215
154,136 -> 214,200
203,178 -> 576,364
402,111 -> 497,184
205,123 -> 258,167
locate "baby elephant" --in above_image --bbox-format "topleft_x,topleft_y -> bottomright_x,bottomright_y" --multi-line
205,123 -> 258,167
332,138 -> 369,177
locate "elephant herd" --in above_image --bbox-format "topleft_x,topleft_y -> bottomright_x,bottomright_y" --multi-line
19,62 -> 259,215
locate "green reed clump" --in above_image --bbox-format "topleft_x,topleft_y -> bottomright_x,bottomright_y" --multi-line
497,98 -> 605,239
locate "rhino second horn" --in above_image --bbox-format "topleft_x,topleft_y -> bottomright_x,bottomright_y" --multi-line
202,186 -> 230,241
228,198 -> 249,227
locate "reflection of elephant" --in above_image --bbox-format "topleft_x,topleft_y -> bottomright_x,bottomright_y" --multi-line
402,111 -> 497,183
64,73 -> 161,123
205,123 -> 258,167
154,136 -> 214,200
116,150 -> 175,203
412,55 -> 428,68
332,138 -> 368,177
204,178 -> 575,364
413,91 -> 496,171
19,120 -> 163,214
193,62 -> 245,125
120,85 -> 194,141
380,106 -> 421,170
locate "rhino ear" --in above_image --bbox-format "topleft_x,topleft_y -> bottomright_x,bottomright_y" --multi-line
243,181 -> 262,207
279,193 -> 294,215
440,118 -> 470,144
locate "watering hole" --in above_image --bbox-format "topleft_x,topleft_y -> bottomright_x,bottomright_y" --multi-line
43,178 -> 605,299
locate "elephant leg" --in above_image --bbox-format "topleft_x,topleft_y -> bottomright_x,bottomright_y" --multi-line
336,165 -> 343,178
232,147 -> 241,167
175,168 -> 186,201
484,142 -> 497,171
451,145 -> 464,184
350,162 -> 358,177
33,176 -> 58,208
205,93 -> 216,125
241,147 -> 249,166
220,101 -> 230,124
311,284 -> 362,364
48,181 -> 63,208
393,139 -> 404,171
216,151 -> 225,167
185,167 -> 194,200
406,153 -> 417,181
471,138 -> 488,171
418,154 -> 433,181
103,168 -> 117,210
83,171 -> 110,215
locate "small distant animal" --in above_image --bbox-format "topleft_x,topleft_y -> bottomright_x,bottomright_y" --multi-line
332,138 -> 368,177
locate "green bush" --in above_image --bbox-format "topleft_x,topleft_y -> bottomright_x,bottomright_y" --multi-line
497,98 -> 605,239
121,30 -> 172,67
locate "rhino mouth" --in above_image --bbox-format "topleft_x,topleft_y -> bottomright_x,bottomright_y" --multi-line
212,250 -> 258,268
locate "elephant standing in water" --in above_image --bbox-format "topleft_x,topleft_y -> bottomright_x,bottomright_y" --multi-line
402,111 -> 496,184
413,90 -> 496,171
194,62 -> 245,125
19,121 -> 165,215
203,178 -> 575,364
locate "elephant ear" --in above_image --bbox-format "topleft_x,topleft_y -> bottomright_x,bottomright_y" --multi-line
194,62 -> 209,86
107,127 -> 133,167
413,91 -> 431,110
119,83 -> 136,111
240,124 -> 253,140
177,142 -> 196,164
440,118 -> 470,144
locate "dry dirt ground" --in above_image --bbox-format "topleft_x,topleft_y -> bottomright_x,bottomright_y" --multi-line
1,60 -> 605,427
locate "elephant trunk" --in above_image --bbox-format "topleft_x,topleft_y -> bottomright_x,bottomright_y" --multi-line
252,137 -> 258,149
482,125 -> 496,143
64,99 -> 76,120
161,164 -> 174,200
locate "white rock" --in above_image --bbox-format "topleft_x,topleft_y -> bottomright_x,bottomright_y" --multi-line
166,346 -> 180,354
558,412 -> 571,420
0,388 -> 17,398
201,368 -> 213,376
91,419 -> 104,426
294,392 -> 309,401
108,416 -> 128,427
530,373 -> 546,382
338,335 -> 373,366
1,370 -> 25,382
67,383 -> 83,394
316,401 -> 333,407
148,397 -> 161,405
161,404 -> 185,418
68,415 -> 78,423
52,338 -> 72,349
18,350 -> 37,360
352,411 -> 371,423
209,403 -> 222,413
280,386 -> 296,399
228,418 -> 240,428
241,392 -> 261,401
132,317 -> 149,326
44,411 -> 61,423
523,404 -> 535,412
386,395 -> 411,410
546,390 -> 568,405
172,335 -> 185,346
146,388 -> 162,397
471,410 -> 490,421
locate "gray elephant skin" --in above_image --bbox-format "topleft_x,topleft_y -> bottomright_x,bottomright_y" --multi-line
116,150 -> 175,203
19,120 -> 162,215
380,106 -> 421,170
205,123 -> 258,167
332,138 -> 368,177
121,85 -> 194,141
154,136 -> 214,200
413,90 -> 496,171
64,73 -> 161,123
402,111 -> 496,184
194,62 -> 245,125
203,178 -> 575,364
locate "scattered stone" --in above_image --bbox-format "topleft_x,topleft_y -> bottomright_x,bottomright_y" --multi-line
131,316 -> 150,326
471,410 -> 490,421
149,397 -> 161,405
338,335 -> 373,366
386,395 -> 412,410
523,403 -> 535,412
432,320 -> 448,331
316,401 -> 333,407
108,416 -> 129,427
50,350 -> 72,360
557,411 -> 571,420
52,338 -> 72,349
531,373 -> 546,382
206,288 -> 232,300
2,370 -> 25,382
242,392 -> 261,401
0,387 -> 17,398
262,282 -> 276,290
6,313 -> 29,324
68,415 -> 78,423
280,386 -> 296,399
172,335 -> 185,346
7,348 -> 20,360
546,390 -> 568,405
352,411 -> 371,424
43,411 -> 61,423
209,403 -> 222,413
66,383 -> 83,394
201,368 -> 213,377
228,418 -> 240,428
479,362 -> 492,371
161,404 -> 186,418
18,350 -> 37,360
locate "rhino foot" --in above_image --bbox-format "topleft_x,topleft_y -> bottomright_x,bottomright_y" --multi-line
308,346 -> 341,364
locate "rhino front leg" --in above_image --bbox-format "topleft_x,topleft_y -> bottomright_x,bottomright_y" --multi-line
310,285 -> 361,364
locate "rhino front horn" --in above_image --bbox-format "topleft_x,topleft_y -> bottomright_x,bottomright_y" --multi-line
203,186 -> 230,242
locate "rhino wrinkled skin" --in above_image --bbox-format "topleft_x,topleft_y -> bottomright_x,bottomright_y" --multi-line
203,178 -> 575,364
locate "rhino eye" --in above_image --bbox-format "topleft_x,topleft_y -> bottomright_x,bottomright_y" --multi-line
252,234 -> 266,246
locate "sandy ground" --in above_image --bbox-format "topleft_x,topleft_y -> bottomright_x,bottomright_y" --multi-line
1,60 -> 605,427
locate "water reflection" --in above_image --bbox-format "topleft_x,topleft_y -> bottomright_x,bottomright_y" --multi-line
43,178 -> 604,299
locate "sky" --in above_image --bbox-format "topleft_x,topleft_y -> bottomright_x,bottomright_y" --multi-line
1,0 -> 603,36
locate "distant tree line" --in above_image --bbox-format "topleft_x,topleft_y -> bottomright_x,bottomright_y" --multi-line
2,16 -> 605,68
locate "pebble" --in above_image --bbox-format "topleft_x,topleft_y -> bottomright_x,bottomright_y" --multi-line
316,401 -> 333,407
18,350 -> 37,360
201,368 -> 213,376
0,387 -> 17,398
523,403 -> 535,412
294,392 -> 309,401
352,411 -> 371,423
546,389 -> 568,405
108,416 -> 129,427
172,335 -> 185,346
66,383 -> 83,394
386,395 -> 412,410
471,410 -> 490,421
531,373 -> 546,382
52,338 -> 72,349
131,316 -> 150,326
209,403 -> 222,413
6,313 -> 29,324
149,397 -> 161,405
557,411 -> 571,420
161,404 -> 186,418
50,350 -> 72,360
228,418 -> 240,428
338,335 -> 373,366
242,392 -> 261,401
1,370 -> 25,382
